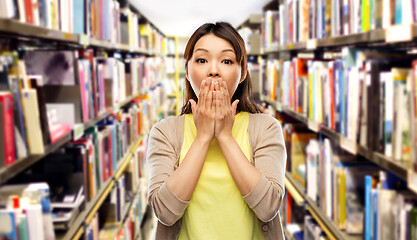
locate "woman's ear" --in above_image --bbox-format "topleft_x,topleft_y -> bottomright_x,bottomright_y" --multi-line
240,70 -> 247,83
185,62 -> 190,81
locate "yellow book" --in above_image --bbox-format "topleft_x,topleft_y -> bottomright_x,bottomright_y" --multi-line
21,89 -> 44,154
338,167 -> 346,230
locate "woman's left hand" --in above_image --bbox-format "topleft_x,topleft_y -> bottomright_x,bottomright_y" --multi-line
214,79 -> 239,141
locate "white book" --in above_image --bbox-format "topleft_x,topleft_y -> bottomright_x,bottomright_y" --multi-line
392,68 -> 410,161
24,204 -> 45,240
0,0 -> 15,18
118,60 -> 126,103
324,139 -> 333,219
279,4 -> 285,46
17,0 -> 26,22
382,0 -> 393,28
402,0 -> 413,24
377,189 -> 396,240
306,139 -> 320,201
348,67 -> 360,142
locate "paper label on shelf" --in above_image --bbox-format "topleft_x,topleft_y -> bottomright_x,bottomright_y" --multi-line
276,102 -> 283,112
73,124 -> 84,141
78,34 -> 89,46
385,24 -> 413,43
408,170 -> 417,194
340,136 -> 358,154
307,119 -> 321,132
307,39 -> 318,49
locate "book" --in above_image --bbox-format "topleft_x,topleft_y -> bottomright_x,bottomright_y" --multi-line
0,210 -> 18,240
21,88 -> 45,154
0,92 -> 16,166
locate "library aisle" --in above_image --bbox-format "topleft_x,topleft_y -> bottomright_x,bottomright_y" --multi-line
1,0 -> 417,239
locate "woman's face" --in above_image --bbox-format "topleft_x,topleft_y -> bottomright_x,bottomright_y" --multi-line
186,34 -> 243,99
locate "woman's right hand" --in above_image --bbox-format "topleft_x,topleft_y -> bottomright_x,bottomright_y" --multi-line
189,78 -> 216,143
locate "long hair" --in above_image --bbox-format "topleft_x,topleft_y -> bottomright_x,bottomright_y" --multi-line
180,22 -> 261,115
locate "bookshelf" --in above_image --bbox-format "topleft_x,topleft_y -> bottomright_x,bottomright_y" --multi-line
0,0 -> 173,239
55,133 -> 146,240
261,95 -> 414,184
285,172 -> 362,240
259,0 -> 417,238
0,18 -> 152,55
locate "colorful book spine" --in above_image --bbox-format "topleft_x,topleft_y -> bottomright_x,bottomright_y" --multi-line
0,92 -> 16,166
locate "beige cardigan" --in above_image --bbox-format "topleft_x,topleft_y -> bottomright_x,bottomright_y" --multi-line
146,113 -> 287,240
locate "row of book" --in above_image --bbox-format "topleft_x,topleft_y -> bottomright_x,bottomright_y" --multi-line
281,120 -> 417,239
85,140 -> 148,240
0,113 -> 149,239
0,0 -> 167,53
305,137 -> 417,239
0,50 -> 167,166
262,0 -> 417,48
261,47 -> 417,164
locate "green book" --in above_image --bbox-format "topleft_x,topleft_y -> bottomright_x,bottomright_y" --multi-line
410,207 -> 417,240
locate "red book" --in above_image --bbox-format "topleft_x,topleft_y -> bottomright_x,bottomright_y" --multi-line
107,127 -> 112,177
0,92 -> 15,166
24,0 -> 33,24
49,123 -> 72,143
286,192 -> 292,224
329,62 -> 335,130
78,49 -> 98,118
78,60 -> 89,123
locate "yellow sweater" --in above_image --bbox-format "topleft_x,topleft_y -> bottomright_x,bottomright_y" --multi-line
178,112 -> 264,240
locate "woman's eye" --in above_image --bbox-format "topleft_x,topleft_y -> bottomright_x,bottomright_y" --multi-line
222,60 -> 233,64
196,59 -> 207,63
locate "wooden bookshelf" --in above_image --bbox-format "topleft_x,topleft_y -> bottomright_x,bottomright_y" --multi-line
262,95 -> 413,184
56,133 -> 146,240
0,18 -> 151,55
0,132 -> 72,185
262,25 -> 417,54
285,173 -> 362,240
0,91 -> 149,186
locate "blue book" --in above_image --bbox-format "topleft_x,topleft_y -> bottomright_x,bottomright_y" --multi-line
73,0 -> 85,34
364,176 -> 372,240
102,0 -> 111,40
111,125 -> 117,172
339,63 -> 345,135
0,210 -> 18,240
333,60 -> 342,133
372,190 -> 378,240
395,0 -> 403,24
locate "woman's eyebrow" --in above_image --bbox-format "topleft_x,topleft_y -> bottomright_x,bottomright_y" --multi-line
194,48 -> 209,53
222,49 -> 235,53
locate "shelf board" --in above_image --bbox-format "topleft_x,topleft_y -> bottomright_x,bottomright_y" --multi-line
0,18 -> 78,43
0,92 -> 145,186
0,132 -> 72,185
0,18 -> 153,55
261,25 -> 417,54
60,134 -> 146,240
262,95 -> 411,182
285,173 -> 362,240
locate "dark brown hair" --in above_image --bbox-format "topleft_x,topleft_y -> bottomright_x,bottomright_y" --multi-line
180,22 -> 261,115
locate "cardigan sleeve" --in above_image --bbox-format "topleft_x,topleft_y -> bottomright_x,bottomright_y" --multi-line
147,117 -> 189,226
244,114 -> 287,222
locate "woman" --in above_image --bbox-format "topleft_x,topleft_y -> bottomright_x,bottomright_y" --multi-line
147,22 -> 286,240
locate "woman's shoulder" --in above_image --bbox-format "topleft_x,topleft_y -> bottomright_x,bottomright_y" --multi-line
153,115 -> 184,130
248,112 -> 281,128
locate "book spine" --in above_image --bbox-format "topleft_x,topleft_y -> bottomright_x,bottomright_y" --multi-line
0,93 -> 16,166
364,176 -> 372,240
21,89 -> 44,154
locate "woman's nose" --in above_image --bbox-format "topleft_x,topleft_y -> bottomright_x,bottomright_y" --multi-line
208,63 -> 220,77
